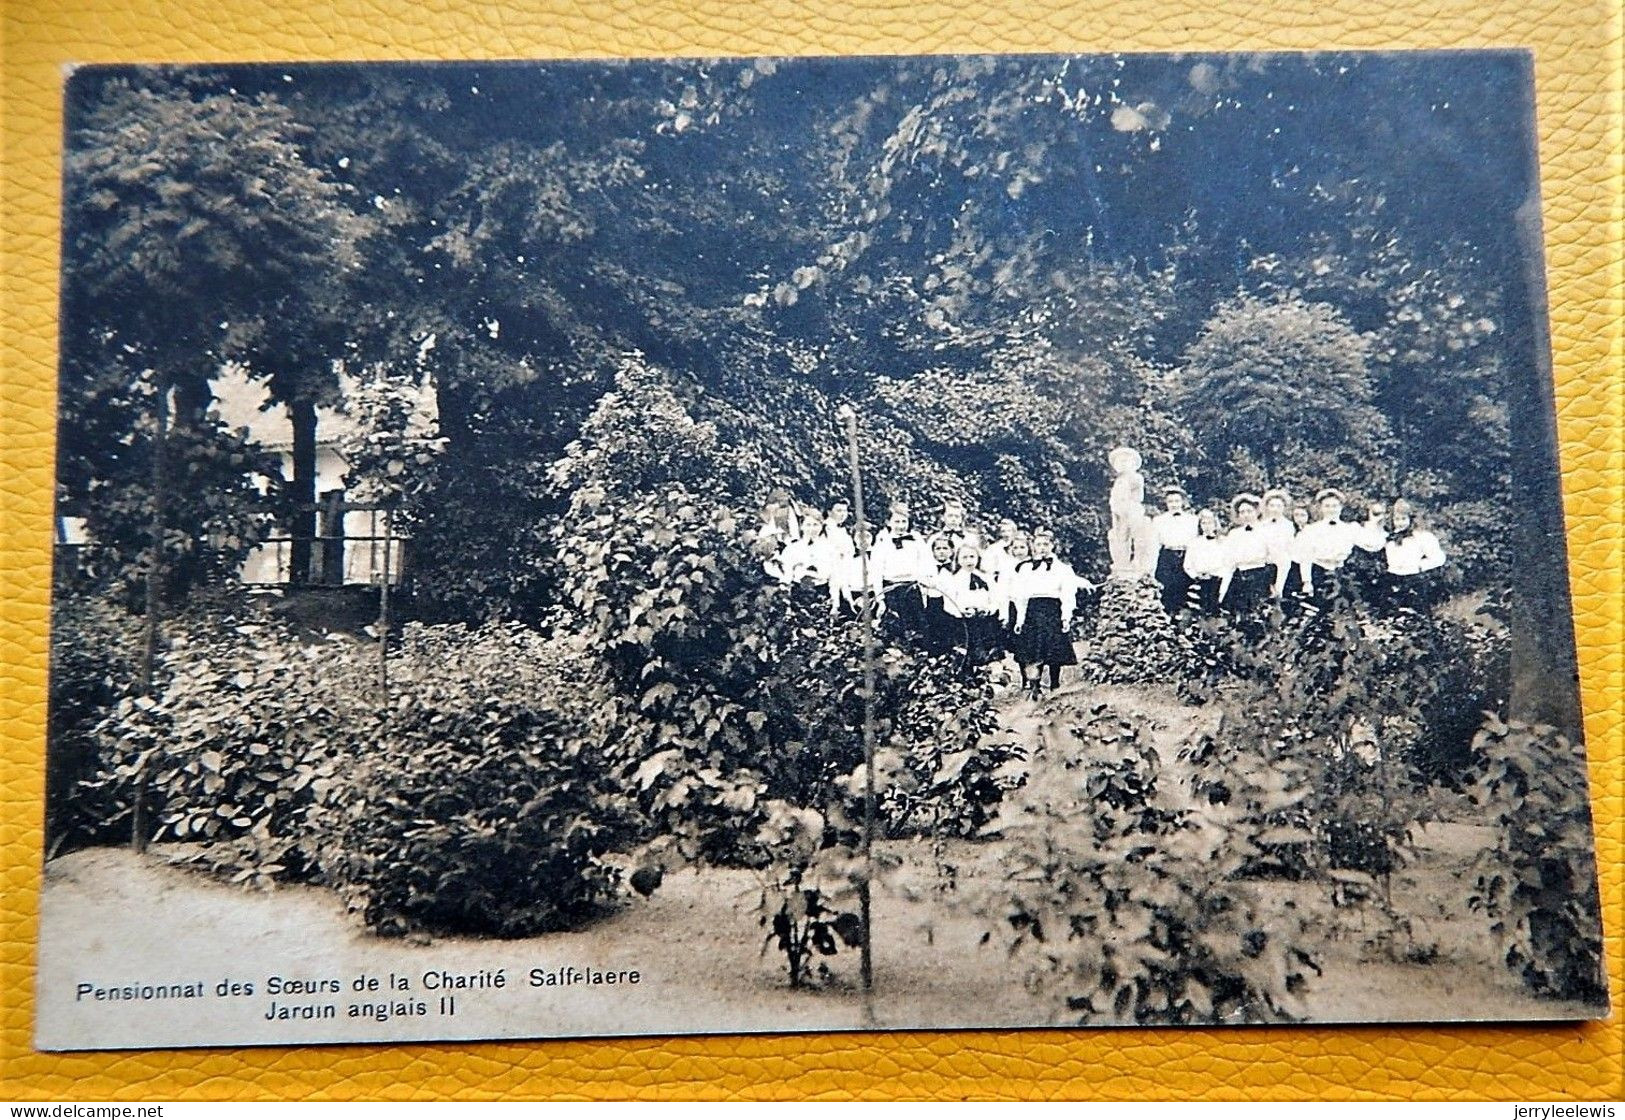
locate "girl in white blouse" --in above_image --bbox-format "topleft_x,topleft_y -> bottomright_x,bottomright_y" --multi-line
1151,486 -> 1199,617
1280,502 -> 1314,610
818,500 -> 864,615
873,504 -> 930,635
1294,488 -> 1388,607
980,518 -> 1020,576
758,488 -> 801,548
944,542 -> 1003,665
770,505 -> 820,586
992,531 -> 1032,636
1222,493 -> 1283,618
1009,528 -> 1082,698
1182,509 -> 1233,616
1384,500 -> 1446,575
918,534 -> 961,654
1383,499 -> 1448,613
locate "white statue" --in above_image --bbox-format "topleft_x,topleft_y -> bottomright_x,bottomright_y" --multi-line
1107,445 -> 1157,579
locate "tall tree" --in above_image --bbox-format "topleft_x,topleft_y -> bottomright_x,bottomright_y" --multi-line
61,73 -> 371,595
1168,294 -> 1392,497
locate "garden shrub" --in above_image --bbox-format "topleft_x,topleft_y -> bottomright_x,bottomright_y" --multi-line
1193,580 -> 1507,793
1179,701 -> 1321,882
1078,577 -> 1189,685
1465,717 -> 1607,1004
975,702 -> 1321,1025
81,611 -> 344,873
878,653 -> 1018,840
1404,613 -> 1509,783
558,482 -> 1012,859
46,595 -> 144,854
1426,497 -> 1510,591
307,693 -> 631,938
76,606 -> 638,938
554,476 -> 1016,984
304,618 -> 634,938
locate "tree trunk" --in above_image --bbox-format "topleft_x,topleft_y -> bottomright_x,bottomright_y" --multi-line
173,375 -> 213,431
288,397 -> 318,586
433,371 -> 471,449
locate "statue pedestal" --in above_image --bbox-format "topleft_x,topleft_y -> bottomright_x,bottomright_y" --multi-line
1078,574 -> 1189,684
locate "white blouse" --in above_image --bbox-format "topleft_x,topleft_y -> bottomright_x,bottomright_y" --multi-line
871,529 -> 931,585
1294,517 -> 1389,593
1152,510 -> 1200,551
769,537 -> 819,585
1224,524 -> 1279,570
1008,558 -> 1079,630
981,540 -> 1015,573
1256,516 -> 1296,556
1385,530 -> 1447,576
937,567 -> 996,617
1183,535 -> 1234,580
1183,535 -> 1235,603
1295,517 -> 1387,570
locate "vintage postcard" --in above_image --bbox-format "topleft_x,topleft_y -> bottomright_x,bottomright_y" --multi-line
36,51 -> 1608,1050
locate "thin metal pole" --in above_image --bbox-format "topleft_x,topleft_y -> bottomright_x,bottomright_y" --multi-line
139,382 -> 168,697
838,404 -> 877,1004
134,381 -> 169,854
378,507 -> 392,705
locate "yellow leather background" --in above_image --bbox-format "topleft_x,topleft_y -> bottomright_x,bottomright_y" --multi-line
1,0 -> 1619,1101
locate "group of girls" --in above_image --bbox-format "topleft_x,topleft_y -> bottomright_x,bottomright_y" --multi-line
758,492 -> 1089,697
1149,484 -> 1448,624
756,480 -> 1449,695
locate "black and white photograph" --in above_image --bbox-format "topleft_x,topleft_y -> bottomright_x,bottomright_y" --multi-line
37,50 -> 1609,1050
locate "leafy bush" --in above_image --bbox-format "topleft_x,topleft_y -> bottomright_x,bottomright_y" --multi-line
1181,596 -> 1514,951
1465,717 -> 1607,1004
81,612 -> 346,873
46,595 -> 144,854
1180,702 -> 1321,882
1189,584 -> 1508,790
1389,609 -> 1509,783
303,618 -> 633,937
558,482 -> 1010,860
554,475 -> 1014,984
1079,576 -> 1189,684
753,836 -> 869,990
1425,497 -> 1509,591
975,702 -> 1321,1024
878,654 -> 1018,840
308,696 -> 630,938
1182,607 -> 1451,907
76,606 -> 636,938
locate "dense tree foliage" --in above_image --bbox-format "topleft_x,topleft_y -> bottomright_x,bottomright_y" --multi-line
60,53 -> 1541,605
1169,294 -> 1392,501
60,76 -> 372,595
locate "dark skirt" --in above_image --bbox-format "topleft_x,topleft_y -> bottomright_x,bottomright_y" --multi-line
920,593 -> 959,654
1303,565 -> 1348,613
1012,597 -> 1077,667
789,579 -> 827,610
1342,547 -> 1386,601
883,583 -> 922,636
1279,562 -> 1310,615
1225,565 -> 1272,615
1185,574 -> 1223,617
1376,573 -> 1442,616
1155,547 -> 1191,617
962,612 -> 1005,666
